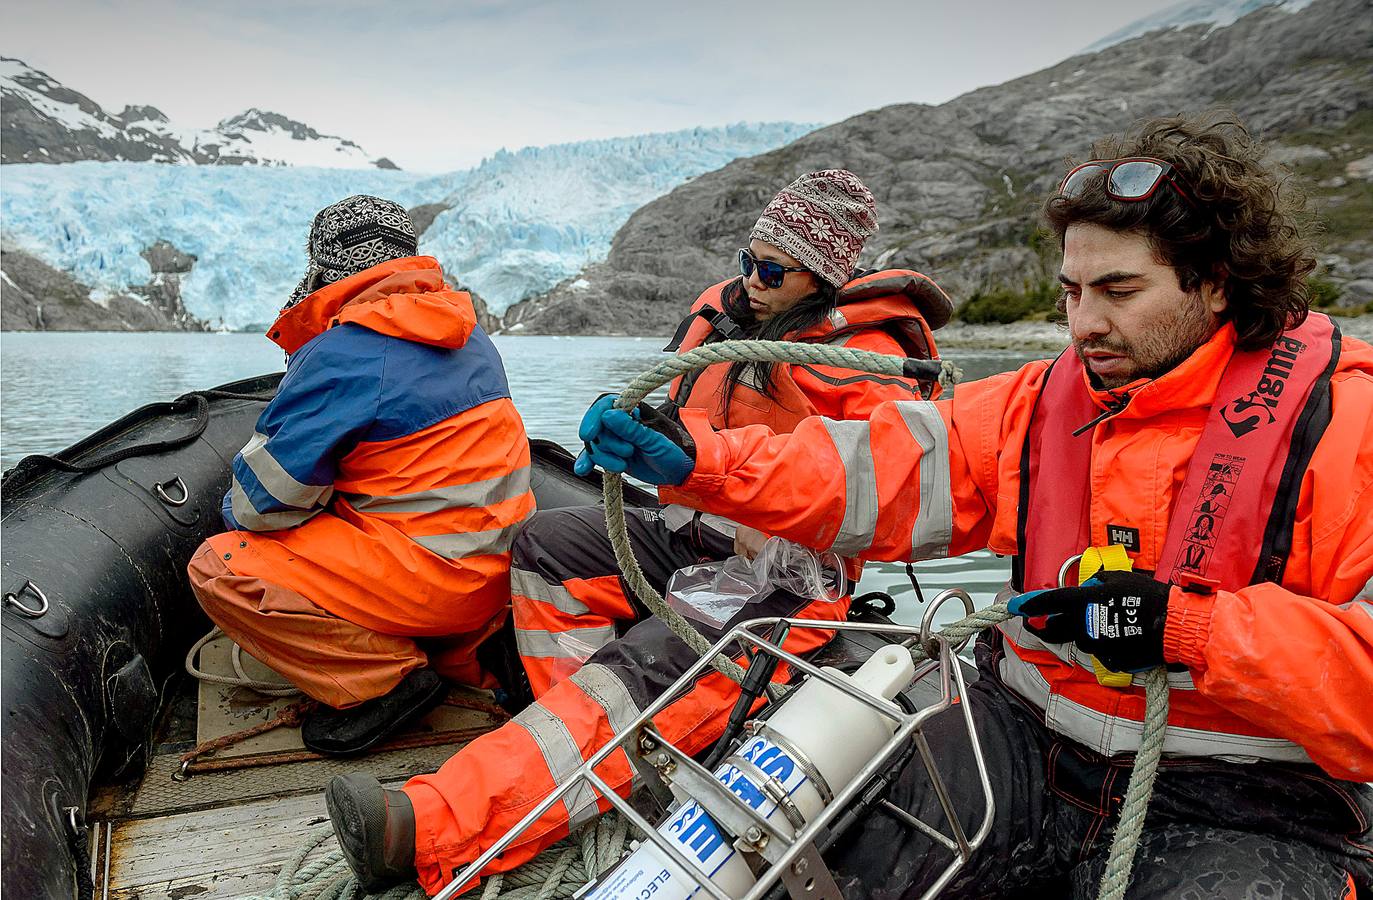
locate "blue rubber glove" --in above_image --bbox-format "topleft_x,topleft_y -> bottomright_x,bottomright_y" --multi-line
1007,570 -> 1171,673
573,395 -> 696,486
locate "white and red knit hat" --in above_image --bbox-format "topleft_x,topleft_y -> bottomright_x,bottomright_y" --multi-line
750,169 -> 878,288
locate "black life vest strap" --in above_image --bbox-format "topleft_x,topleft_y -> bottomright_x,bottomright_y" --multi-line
662,306 -> 744,352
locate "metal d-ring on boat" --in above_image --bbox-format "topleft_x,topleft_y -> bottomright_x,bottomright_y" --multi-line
154,475 -> 190,506
4,579 -> 50,618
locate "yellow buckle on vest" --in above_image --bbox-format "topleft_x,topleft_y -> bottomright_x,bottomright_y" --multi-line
1076,545 -> 1135,689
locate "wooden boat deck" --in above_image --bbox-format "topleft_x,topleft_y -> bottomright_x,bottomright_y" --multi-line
89,638 -> 505,899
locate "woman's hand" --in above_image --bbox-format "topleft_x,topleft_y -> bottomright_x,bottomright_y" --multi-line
734,524 -> 769,561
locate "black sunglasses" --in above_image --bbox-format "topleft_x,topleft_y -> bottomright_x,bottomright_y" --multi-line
1059,157 -> 1196,208
738,248 -> 809,289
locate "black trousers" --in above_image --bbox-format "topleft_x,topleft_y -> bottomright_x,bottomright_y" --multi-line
828,635 -> 1373,899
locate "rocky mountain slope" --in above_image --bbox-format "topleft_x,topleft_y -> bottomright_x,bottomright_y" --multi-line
0,58 -> 394,168
507,0 -> 1372,335
1,246 -> 205,331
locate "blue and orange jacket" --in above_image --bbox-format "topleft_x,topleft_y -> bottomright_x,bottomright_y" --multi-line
219,256 -> 534,636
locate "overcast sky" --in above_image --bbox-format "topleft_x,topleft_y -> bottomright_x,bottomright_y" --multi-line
7,0 -> 1180,172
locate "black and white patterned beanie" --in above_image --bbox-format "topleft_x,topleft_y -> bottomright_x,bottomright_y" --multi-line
284,195 -> 419,309
750,170 -> 878,288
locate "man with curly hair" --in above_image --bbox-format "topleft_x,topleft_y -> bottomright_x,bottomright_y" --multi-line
578,111 -> 1373,897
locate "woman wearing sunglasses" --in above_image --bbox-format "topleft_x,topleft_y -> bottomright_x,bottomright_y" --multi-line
660,169 -> 950,438
318,169 -> 958,894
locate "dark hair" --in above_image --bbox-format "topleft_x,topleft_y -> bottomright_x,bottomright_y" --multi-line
1041,110 -> 1316,350
718,276 -> 837,424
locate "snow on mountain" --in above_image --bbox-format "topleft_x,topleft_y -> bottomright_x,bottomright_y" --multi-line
0,57 -> 392,168
0,123 -> 814,330
1082,0 -> 1316,52
421,122 -> 816,311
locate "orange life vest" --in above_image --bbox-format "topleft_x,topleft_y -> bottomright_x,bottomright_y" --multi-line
663,269 -> 953,431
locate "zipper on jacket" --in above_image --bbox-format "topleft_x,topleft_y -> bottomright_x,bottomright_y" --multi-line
1071,391 -> 1132,437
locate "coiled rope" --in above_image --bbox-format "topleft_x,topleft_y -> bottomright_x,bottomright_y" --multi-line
251,340 -> 1162,900
235,813 -> 630,900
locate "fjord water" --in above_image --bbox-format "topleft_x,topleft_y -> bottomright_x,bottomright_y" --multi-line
1,331 -> 1044,622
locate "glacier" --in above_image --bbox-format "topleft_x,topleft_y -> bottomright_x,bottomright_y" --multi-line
1082,0 -> 1314,52
0,122 -> 815,331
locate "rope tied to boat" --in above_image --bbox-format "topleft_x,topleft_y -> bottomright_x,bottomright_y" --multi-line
254,340 -> 1161,900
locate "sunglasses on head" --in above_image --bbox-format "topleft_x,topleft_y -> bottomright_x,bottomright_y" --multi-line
738,248 -> 809,289
1059,157 -> 1196,208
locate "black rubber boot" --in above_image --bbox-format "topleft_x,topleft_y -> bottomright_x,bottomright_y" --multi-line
325,772 -> 417,893
302,668 -> 447,756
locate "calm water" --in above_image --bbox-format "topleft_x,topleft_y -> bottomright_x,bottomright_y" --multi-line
0,331 -> 1042,622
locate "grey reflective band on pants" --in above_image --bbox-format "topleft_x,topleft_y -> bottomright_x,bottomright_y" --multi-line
511,568 -> 590,615
569,664 -> 644,737
894,401 -> 953,559
514,625 -> 618,661
511,702 -> 605,830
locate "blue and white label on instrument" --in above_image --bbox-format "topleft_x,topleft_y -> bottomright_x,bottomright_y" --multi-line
586,734 -> 814,900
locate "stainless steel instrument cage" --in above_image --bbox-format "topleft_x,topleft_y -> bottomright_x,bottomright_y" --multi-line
441,590 -> 996,900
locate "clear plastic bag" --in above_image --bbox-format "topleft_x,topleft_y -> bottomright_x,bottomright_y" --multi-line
665,537 -> 847,628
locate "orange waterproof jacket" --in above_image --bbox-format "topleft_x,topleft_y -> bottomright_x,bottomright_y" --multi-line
665,270 -> 953,430
211,256 -> 534,638
662,322 -> 1373,781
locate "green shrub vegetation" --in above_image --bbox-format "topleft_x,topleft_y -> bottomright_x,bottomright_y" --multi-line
1307,275 -> 1343,309
958,279 -> 1061,324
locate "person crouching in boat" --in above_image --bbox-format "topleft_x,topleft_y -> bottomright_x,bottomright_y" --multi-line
322,170 -> 954,893
187,195 -> 533,756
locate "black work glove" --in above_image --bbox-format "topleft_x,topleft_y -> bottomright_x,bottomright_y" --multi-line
1007,570 -> 1171,673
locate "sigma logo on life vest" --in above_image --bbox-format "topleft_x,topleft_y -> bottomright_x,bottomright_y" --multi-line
1221,335 -> 1306,437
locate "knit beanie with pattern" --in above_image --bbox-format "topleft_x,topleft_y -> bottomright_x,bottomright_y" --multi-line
749,169 -> 878,288
285,195 -> 419,309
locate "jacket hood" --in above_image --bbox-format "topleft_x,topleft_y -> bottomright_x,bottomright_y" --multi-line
267,256 -> 476,355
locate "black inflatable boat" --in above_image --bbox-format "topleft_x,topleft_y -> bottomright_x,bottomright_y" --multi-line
0,373 -> 655,899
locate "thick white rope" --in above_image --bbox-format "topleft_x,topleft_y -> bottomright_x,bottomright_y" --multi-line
186,627 -> 302,697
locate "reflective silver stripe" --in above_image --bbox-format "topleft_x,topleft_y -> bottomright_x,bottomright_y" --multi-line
228,481 -> 318,531
823,419 -> 878,556
239,431 -> 332,509
570,664 -> 643,735
514,625 -> 617,660
513,702 -> 602,830
411,525 -> 520,559
894,401 -> 953,559
996,640 -> 1311,763
344,466 -> 531,515
998,617 -> 1197,691
511,568 -> 589,615
1355,576 -> 1373,604
1344,598 -> 1373,620
661,504 -> 739,540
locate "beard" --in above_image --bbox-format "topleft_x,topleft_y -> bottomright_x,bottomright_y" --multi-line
1075,292 -> 1219,390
